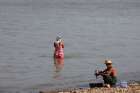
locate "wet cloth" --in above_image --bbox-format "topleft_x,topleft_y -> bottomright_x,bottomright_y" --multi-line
103,75 -> 117,86
54,41 -> 64,58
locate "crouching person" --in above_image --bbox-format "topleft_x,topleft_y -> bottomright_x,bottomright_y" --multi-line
95,59 -> 117,87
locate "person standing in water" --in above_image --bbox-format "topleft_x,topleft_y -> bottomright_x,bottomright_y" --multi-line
54,36 -> 64,59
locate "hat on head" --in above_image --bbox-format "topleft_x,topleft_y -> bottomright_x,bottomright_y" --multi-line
104,59 -> 112,64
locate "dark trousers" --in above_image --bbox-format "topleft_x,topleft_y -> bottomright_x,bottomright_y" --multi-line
89,83 -> 103,88
103,75 -> 117,86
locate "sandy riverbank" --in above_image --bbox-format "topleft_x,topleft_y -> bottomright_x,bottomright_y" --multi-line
40,82 -> 140,93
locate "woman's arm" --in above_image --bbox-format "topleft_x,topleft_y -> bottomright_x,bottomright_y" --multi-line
61,41 -> 64,48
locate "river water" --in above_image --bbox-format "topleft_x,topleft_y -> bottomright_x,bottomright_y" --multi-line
0,0 -> 140,92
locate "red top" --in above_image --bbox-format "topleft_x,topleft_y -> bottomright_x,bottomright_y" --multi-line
103,68 -> 117,77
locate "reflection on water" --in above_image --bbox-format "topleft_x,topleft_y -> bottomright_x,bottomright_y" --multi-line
53,58 -> 64,79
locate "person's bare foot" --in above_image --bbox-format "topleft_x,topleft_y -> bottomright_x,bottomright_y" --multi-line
103,84 -> 111,88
